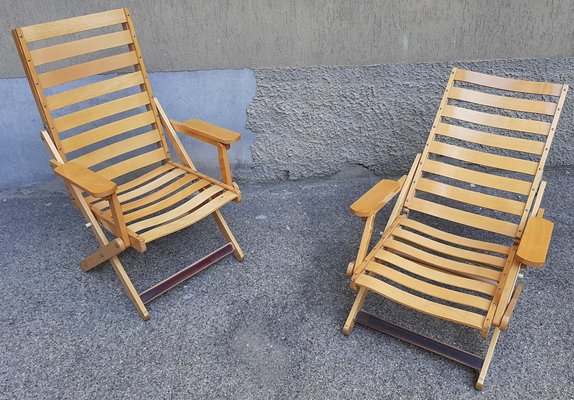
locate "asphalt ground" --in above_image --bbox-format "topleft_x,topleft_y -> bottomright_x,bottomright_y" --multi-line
1,168 -> 573,399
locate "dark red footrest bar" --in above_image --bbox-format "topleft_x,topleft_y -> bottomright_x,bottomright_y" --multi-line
355,311 -> 484,371
140,242 -> 235,304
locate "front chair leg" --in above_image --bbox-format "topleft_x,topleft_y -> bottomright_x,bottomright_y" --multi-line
109,255 -> 150,320
212,210 -> 244,261
475,327 -> 502,390
343,286 -> 368,336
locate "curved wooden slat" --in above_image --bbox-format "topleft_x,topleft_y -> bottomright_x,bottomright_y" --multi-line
407,197 -> 518,237
365,261 -> 491,310
46,71 -> 144,110
38,51 -> 139,89
355,274 -> 485,329
429,141 -> 538,175
435,123 -> 545,155
20,9 -> 127,42
400,218 -> 510,255
374,250 -> 496,295
392,227 -> 506,268
140,191 -> 238,242
381,239 -> 502,281
442,105 -> 551,135
30,30 -> 133,66
123,179 -> 211,223
61,110 -> 155,153
415,177 -> 525,216
422,159 -> 532,195
128,184 -> 224,232
448,86 -> 557,115
98,148 -> 166,180
54,91 -> 149,132
72,130 -> 162,168
454,69 -> 563,97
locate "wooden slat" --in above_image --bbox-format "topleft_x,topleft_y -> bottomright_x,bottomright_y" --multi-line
140,191 -> 238,242
422,159 -> 532,195
415,177 -> 525,216
46,71 -> 144,110
91,168 -> 187,210
128,185 -> 224,232
442,105 -> 551,135
375,250 -> 496,295
73,130 -> 162,168
435,123 -> 545,155
119,174 -> 201,213
448,86 -> 557,115
124,179 -> 212,223
98,148 -> 166,180
429,141 -> 538,175
54,91 -> 149,132
401,218 -> 511,255
381,239 -> 502,281
355,274 -> 485,329
392,227 -> 506,268
39,51 -> 138,89
30,30 -> 133,66
454,69 -> 563,97
365,262 -> 491,310
20,9 -> 127,42
407,197 -> 518,237
62,110 -> 155,153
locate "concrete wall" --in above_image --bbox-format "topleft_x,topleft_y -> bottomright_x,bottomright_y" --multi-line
1,0 -> 574,77
0,70 -> 256,188
245,58 -> 574,181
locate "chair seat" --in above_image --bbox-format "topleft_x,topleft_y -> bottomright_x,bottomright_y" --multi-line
356,217 -> 512,329
89,164 -> 238,243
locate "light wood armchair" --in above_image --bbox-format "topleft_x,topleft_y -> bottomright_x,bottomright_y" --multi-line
13,9 -> 246,319
342,68 -> 568,389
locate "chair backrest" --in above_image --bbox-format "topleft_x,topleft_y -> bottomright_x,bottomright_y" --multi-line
13,8 -> 170,182
403,68 -> 567,242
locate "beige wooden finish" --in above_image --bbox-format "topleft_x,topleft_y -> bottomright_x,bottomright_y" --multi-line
343,67 -> 568,389
13,9 -> 246,319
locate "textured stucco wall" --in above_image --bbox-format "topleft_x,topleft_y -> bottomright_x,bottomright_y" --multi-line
0,70 -> 256,189
245,58 -> 574,181
2,0 -> 574,77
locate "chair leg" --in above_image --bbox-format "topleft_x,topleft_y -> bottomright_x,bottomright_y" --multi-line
109,255 -> 150,320
342,286 -> 368,336
212,210 -> 244,261
475,327 -> 501,390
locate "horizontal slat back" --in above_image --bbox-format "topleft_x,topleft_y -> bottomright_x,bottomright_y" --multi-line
13,8 -> 170,185
404,67 -> 566,242
20,9 -> 127,42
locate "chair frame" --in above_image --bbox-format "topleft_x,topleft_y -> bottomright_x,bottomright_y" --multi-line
342,67 -> 568,389
13,9 -> 245,320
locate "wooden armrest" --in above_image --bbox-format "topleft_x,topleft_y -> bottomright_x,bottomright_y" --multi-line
54,162 -> 117,198
516,214 -> 554,267
171,119 -> 240,145
350,176 -> 406,217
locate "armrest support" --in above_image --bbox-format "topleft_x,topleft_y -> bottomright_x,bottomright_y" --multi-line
350,176 -> 406,217
171,119 -> 241,145
54,162 -> 116,198
516,213 -> 554,267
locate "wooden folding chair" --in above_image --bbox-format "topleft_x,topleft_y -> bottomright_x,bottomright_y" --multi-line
12,9 -> 246,320
343,68 -> 567,389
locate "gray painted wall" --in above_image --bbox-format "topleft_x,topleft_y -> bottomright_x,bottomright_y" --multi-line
0,70 -> 256,189
245,58 -> 574,181
2,0 -> 574,77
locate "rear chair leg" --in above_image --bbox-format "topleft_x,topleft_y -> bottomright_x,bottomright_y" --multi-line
212,210 -> 244,261
475,327 -> 501,390
343,286 -> 368,336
